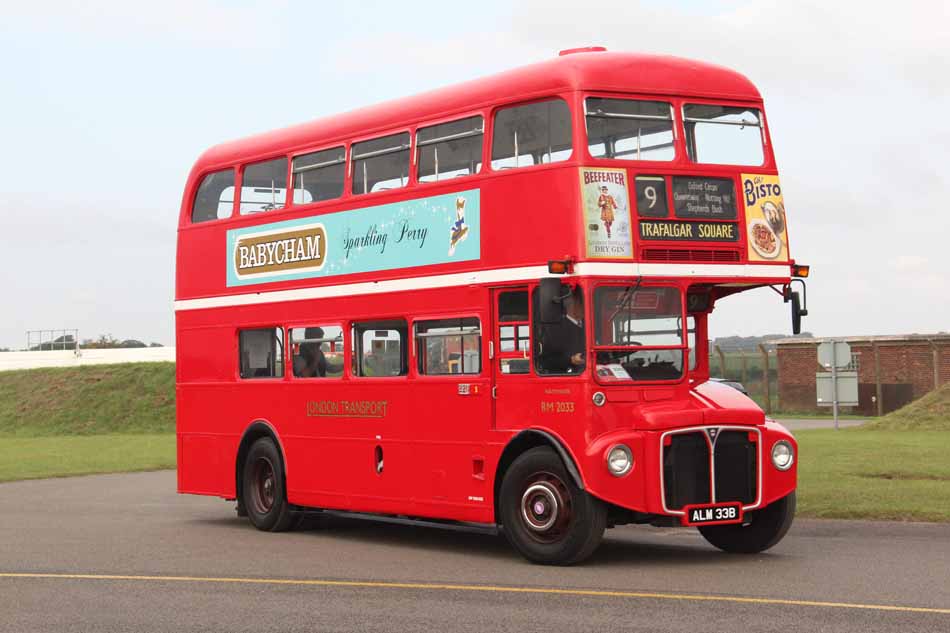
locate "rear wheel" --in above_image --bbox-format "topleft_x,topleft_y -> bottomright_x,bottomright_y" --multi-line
241,437 -> 297,532
499,446 -> 606,565
698,492 -> 796,553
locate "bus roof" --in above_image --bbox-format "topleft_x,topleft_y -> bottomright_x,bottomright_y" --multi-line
194,50 -> 761,170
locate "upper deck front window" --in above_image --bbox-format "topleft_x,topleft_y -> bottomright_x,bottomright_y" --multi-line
491,99 -> 572,170
586,97 -> 674,161
683,104 -> 764,166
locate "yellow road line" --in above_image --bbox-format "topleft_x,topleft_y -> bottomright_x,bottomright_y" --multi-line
1,572 -> 948,615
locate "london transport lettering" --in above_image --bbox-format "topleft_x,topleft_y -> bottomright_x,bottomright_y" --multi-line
226,190 -> 480,286
306,399 -> 388,418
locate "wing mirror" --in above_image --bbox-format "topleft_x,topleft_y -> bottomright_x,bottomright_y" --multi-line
539,278 -> 568,324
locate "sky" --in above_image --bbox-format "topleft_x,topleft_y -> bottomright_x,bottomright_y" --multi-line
1,0 -> 948,348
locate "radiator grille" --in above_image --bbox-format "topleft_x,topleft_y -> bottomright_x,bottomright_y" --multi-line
663,433 -> 711,510
662,429 -> 758,511
714,431 -> 758,505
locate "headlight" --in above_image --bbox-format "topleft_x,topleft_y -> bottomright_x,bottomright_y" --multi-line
771,440 -> 794,471
606,444 -> 633,477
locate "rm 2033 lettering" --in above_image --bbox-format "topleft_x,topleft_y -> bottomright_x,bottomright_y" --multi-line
540,401 -> 576,414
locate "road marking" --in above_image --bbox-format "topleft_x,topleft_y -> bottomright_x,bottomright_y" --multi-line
1,572 -> 948,615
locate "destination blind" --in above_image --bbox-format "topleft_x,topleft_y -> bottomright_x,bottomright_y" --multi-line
672,177 -> 737,219
639,220 -> 739,242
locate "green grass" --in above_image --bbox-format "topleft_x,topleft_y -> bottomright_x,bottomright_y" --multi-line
0,362 -> 175,437
0,363 -> 176,482
0,433 -> 175,482
862,383 -> 950,431
796,428 -> 950,522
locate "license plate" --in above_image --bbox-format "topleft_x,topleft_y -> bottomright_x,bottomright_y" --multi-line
681,503 -> 743,526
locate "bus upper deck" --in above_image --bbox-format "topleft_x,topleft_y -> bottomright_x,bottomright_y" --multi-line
176,49 -> 796,310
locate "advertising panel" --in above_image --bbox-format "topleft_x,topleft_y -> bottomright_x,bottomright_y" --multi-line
579,167 -> 633,258
741,174 -> 789,262
226,190 -> 480,287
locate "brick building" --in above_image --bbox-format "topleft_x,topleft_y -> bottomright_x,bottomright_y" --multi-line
775,334 -> 950,415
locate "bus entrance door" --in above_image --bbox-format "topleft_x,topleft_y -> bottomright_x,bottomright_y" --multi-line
491,288 -> 538,432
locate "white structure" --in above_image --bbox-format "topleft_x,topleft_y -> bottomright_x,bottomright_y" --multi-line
0,347 -> 175,372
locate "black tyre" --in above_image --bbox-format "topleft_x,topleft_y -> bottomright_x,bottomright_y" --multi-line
499,446 -> 606,565
698,492 -> 796,554
241,437 -> 297,532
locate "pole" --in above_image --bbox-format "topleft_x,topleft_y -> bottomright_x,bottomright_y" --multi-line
715,346 -> 726,379
932,340 -> 940,390
832,340 -> 839,431
759,344 -> 772,414
873,342 -> 883,417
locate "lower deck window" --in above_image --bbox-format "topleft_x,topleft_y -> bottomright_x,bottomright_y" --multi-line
415,318 -> 481,375
290,326 -> 344,378
239,328 -> 284,379
352,320 -> 408,376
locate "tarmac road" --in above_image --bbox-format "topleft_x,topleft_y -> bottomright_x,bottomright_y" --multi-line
1,471 -> 949,632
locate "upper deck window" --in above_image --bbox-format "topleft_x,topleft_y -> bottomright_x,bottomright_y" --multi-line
191,168 -> 235,223
240,157 -> 288,215
352,133 -> 411,195
292,146 -> 345,205
491,99 -> 572,170
683,105 -> 764,166
417,116 -> 484,183
586,98 -> 674,161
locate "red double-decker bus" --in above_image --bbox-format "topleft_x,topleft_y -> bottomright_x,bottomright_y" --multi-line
176,48 -> 808,564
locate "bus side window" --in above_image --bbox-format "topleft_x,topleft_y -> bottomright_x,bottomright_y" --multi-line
491,99 -> 572,170
415,318 -> 481,375
240,157 -> 288,214
191,168 -> 235,223
352,320 -> 408,377
292,146 -> 346,205
497,291 -> 530,374
239,328 -> 284,379
351,133 -> 411,195
290,326 -> 344,378
417,116 -> 484,183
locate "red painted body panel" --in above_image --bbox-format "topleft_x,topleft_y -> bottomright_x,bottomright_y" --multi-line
175,51 -> 797,526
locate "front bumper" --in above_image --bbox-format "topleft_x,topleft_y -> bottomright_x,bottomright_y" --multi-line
581,419 -> 797,517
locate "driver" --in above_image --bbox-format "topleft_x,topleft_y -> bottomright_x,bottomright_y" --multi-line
540,287 -> 586,374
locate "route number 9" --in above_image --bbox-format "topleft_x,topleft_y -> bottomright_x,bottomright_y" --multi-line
644,186 -> 657,208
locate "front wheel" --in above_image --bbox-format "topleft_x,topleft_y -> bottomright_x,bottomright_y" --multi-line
241,437 -> 297,532
499,446 -> 606,565
698,492 -> 796,553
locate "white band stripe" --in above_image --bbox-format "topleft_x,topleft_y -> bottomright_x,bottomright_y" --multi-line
174,263 -> 787,312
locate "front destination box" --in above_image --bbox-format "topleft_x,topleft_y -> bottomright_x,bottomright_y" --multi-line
639,220 -> 740,241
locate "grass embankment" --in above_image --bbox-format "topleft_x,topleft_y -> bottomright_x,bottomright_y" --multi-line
796,383 -> 950,522
0,363 -> 176,482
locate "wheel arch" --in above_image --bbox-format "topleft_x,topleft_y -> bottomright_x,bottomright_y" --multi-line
235,420 -> 287,507
493,429 -> 584,523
